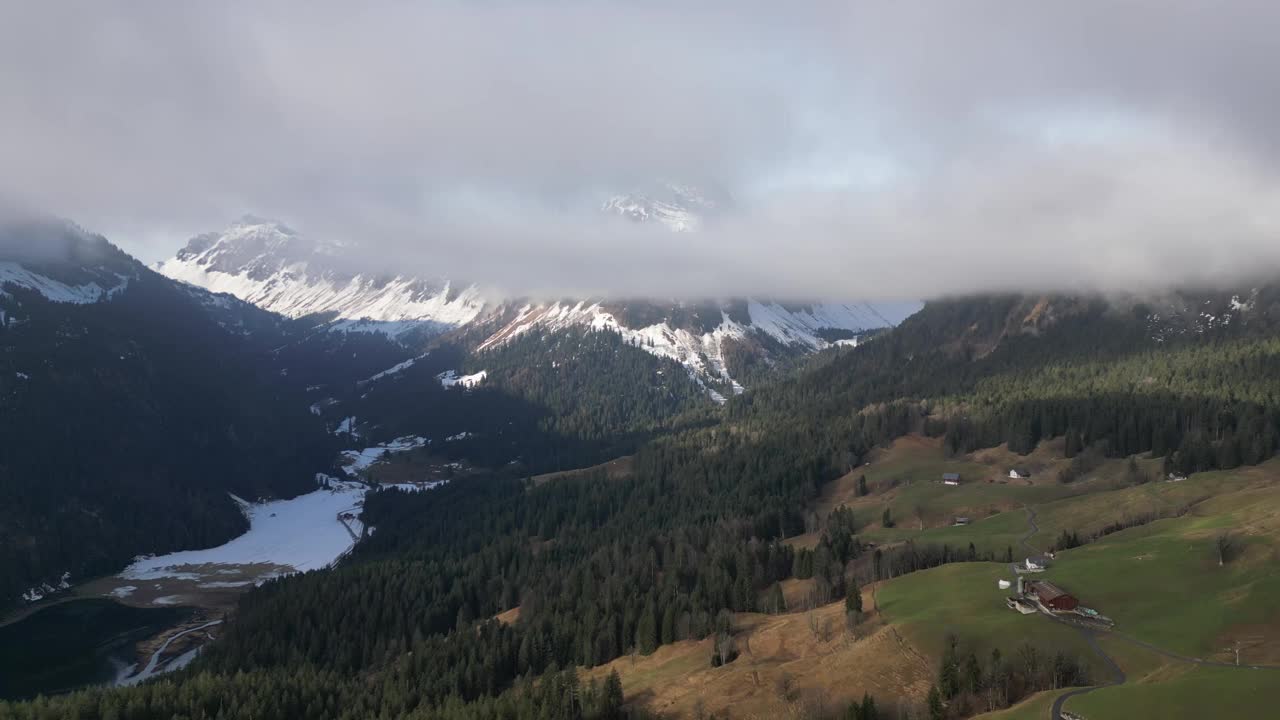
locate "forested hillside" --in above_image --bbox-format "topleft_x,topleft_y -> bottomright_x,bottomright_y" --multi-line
6,285 -> 1280,719
0,222 -> 347,610
0,269 -> 340,608
737,289 -> 1280,476
342,327 -> 714,474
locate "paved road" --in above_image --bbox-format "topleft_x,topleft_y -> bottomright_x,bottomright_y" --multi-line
1008,505 -> 1280,719
1006,505 -> 1130,719
336,507 -> 361,542
1050,628 -> 1126,720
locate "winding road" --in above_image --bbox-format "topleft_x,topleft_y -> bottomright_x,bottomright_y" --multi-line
1007,506 -> 1128,719
1008,506 -> 1280,719
116,619 -> 223,687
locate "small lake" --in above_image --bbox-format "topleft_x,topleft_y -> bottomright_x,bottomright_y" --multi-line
0,598 -> 190,700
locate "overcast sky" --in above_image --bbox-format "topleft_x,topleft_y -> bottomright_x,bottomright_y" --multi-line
3,2 -> 1280,300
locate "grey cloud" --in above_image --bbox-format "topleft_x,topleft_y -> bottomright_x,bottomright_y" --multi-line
2,2 -> 1280,300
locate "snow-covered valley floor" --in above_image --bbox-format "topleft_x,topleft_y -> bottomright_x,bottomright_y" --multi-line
113,481 -> 369,607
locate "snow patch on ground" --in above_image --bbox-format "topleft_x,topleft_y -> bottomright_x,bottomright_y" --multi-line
107,585 -> 137,599
333,416 -> 358,436
327,318 -> 435,339
437,369 -> 487,389
309,397 -> 337,416
385,479 -> 450,492
163,647 -> 201,674
19,572 -> 71,604
362,354 -> 424,384
152,595 -> 184,606
0,263 -> 128,304
121,481 -> 368,580
340,436 -> 429,476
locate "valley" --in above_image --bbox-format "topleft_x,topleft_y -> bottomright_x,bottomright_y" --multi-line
2,217 -> 1280,720
0,599 -> 193,701
7,7 -> 1280,719
0,429 -> 475,699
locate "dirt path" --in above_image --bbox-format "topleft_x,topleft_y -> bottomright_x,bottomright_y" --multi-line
1009,505 -> 1040,574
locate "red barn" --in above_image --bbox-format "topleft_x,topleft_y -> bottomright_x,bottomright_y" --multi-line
1031,581 -> 1078,611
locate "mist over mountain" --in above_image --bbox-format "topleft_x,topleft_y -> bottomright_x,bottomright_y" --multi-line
8,3 -> 1280,298
6,5 -> 1280,718
153,210 -> 920,392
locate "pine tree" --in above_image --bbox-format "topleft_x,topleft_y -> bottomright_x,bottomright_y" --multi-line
635,600 -> 658,655
768,583 -> 787,614
661,602 -> 677,644
927,684 -> 945,720
845,579 -> 863,616
939,635 -> 961,699
1064,428 -> 1083,458
860,692 -> 879,720
603,670 -> 624,719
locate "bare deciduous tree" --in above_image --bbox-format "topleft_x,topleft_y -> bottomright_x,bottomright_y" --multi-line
716,631 -> 735,665
1216,532 -> 1235,566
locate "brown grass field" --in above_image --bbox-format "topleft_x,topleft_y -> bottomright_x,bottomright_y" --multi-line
531,455 -> 635,486
585,588 -> 934,719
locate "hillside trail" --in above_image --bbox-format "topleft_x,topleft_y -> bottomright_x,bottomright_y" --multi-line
1009,505 -> 1280,719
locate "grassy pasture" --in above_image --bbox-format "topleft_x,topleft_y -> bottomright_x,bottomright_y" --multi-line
862,451 -> 1280,719
644,441 -> 1280,720
972,690 -> 1070,720
874,562 -> 1090,661
1065,664 -> 1280,719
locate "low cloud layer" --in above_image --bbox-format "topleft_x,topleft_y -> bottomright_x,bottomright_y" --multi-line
3,2 -> 1280,300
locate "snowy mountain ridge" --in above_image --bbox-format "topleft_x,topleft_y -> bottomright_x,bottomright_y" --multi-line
473,299 -> 909,398
154,214 -> 919,388
601,182 -> 727,232
0,218 -> 138,308
154,216 -> 486,336
0,261 -> 132,305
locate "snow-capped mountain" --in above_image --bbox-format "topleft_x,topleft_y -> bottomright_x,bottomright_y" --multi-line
0,218 -> 137,310
601,182 -> 728,232
475,299 -> 916,400
0,216 -> 352,610
155,214 -> 920,390
154,216 -> 486,337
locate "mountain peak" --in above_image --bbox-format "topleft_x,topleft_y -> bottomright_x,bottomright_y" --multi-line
156,219 -> 486,332
232,214 -> 295,232
172,217 -> 314,280
0,216 -> 138,305
602,182 -> 732,232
